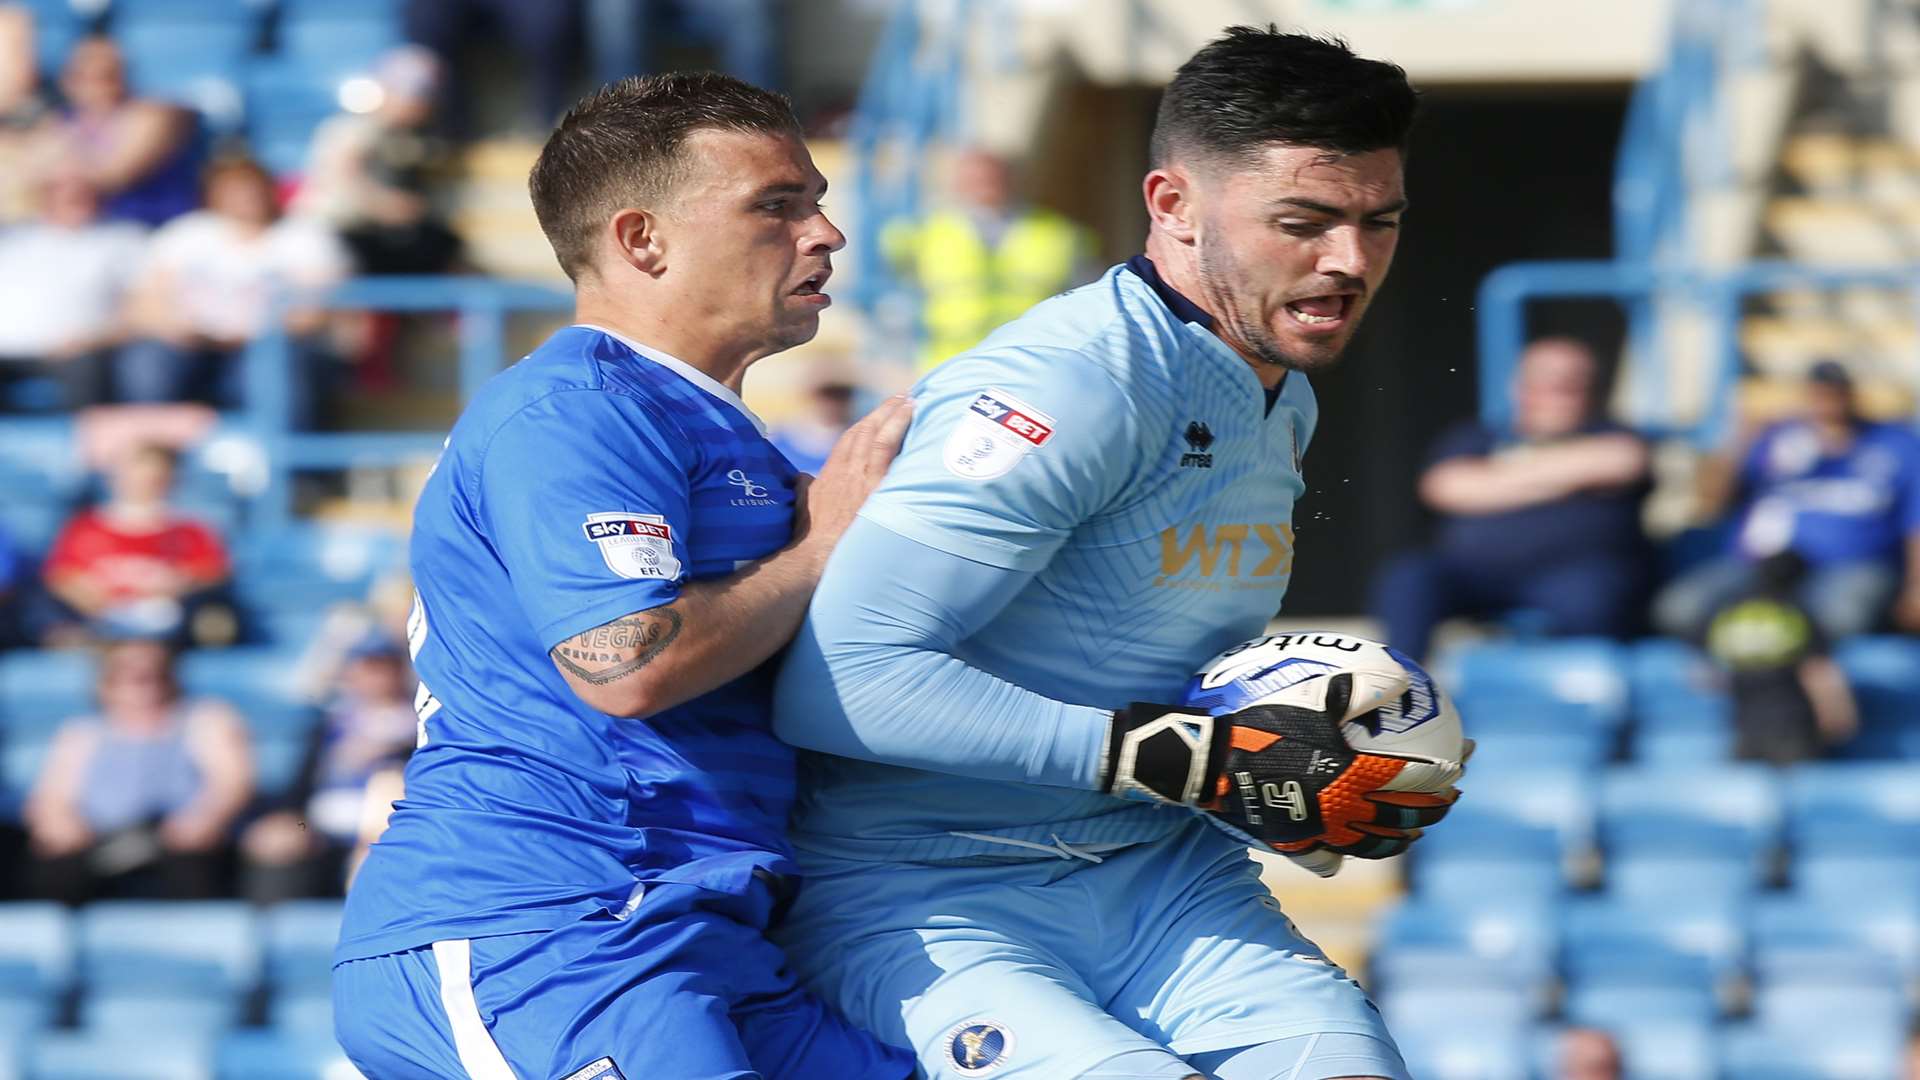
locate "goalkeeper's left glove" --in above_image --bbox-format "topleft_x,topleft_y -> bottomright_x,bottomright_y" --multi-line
1098,673 -> 1462,864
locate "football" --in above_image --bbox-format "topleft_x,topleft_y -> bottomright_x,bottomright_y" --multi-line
1181,630 -> 1467,873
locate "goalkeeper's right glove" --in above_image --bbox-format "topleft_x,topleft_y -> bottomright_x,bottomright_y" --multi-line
1098,673 -> 1462,861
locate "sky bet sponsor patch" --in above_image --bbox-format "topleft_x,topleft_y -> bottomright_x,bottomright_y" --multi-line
557,1057 -> 624,1080
944,388 -> 1056,481
582,512 -> 683,581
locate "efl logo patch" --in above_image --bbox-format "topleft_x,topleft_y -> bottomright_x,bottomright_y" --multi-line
945,1021 -> 1013,1074
582,512 -> 682,581
944,389 -> 1056,480
557,1057 -> 624,1080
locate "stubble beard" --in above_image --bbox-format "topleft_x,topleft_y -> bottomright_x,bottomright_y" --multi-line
1197,240 -> 1352,374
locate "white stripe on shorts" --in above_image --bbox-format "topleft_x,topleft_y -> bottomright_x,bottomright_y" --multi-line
431,938 -> 519,1080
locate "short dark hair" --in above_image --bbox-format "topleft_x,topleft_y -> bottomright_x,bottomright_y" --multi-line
529,72 -> 802,281
1150,27 -> 1417,168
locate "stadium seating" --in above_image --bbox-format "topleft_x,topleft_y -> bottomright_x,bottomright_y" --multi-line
27,1032 -> 215,1080
213,1029 -> 358,1080
1834,636 -> 1920,757
76,901 -> 260,997
1625,638 -> 1734,763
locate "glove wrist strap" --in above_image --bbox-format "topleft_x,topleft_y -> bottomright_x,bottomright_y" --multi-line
1102,703 -> 1228,805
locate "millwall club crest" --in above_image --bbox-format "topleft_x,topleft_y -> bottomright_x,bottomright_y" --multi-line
582,512 -> 682,581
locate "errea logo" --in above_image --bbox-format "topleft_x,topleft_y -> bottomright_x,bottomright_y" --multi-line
1180,420 -> 1214,469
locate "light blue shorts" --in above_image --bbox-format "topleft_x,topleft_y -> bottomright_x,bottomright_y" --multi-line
772,819 -> 1408,1080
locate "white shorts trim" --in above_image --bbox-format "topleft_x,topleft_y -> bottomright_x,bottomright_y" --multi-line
431,938 -> 519,1080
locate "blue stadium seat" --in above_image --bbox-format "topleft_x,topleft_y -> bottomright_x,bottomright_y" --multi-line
1563,982 -> 1720,1029
1718,1021 -> 1903,1080
1612,1021 -> 1718,1080
1599,765 -> 1782,884
267,988 -> 332,1033
0,419 -> 83,491
1444,766 -> 1598,851
77,901 -> 260,997
1372,900 -> 1557,992
0,994 -> 54,1042
1626,638 -> 1731,728
78,992 -> 241,1038
1380,982 -> 1538,1034
1414,853 -> 1565,904
243,57 -> 346,175
1446,724 -> 1612,773
0,737 -> 51,822
1443,638 -> 1629,719
215,1029 -> 362,1080
1834,637 -> 1920,757
0,905 -> 75,999
1605,850 -> 1760,902
277,12 -> 399,73
1391,1023 -> 1530,1080
177,646 -> 304,710
1754,894 -> 1920,983
1412,768 -> 1590,899
28,1032 -> 214,1080
0,650 -> 98,733
264,900 -> 342,995
1750,980 -> 1910,1033
1792,849 -> 1920,903
231,526 -> 402,612
1561,898 -> 1744,990
1786,762 -> 1920,853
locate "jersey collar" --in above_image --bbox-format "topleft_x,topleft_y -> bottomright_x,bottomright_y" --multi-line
1123,254 -> 1215,330
573,323 -> 769,435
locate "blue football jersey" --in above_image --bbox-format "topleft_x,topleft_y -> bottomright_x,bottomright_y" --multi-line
778,258 -> 1318,861
338,325 -> 802,962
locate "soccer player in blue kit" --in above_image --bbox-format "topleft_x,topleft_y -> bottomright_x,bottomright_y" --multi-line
771,29 -> 1466,1080
330,74 -> 916,1080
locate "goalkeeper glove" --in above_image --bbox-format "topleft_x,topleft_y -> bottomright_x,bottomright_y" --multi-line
1099,672 -> 1462,863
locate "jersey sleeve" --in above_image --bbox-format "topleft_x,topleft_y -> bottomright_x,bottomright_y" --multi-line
859,348 -> 1145,572
476,390 -> 697,650
774,516 -> 1110,789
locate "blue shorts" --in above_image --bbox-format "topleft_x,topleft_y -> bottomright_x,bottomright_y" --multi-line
772,819 -> 1409,1080
333,878 -> 913,1080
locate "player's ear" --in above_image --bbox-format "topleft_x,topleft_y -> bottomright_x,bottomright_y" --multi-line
1143,166 -> 1197,244
608,207 -> 666,276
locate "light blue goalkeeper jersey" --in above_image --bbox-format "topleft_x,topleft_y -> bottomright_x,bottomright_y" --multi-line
773,258 -> 1316,862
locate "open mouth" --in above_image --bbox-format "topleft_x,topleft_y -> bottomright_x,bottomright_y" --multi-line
794,268 -> 831,297
1285,294 -> 1355,328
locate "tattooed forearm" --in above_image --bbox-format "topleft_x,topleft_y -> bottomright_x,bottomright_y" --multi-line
551,610 -> 684,686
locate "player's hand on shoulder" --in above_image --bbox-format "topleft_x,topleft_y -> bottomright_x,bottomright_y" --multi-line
1102,673 -> 1463,866
792,394 -> 913,558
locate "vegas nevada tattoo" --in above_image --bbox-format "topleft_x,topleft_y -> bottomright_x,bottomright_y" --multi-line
551,610 -> 684,685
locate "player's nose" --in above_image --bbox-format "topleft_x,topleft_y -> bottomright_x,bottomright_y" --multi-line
804,213 -> 848,255
1315,225 -> 1370,280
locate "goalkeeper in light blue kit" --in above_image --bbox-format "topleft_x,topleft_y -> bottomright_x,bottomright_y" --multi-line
772,29 -> 1466,1080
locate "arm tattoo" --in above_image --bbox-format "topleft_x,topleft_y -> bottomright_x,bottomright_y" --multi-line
550,609 -> 684,686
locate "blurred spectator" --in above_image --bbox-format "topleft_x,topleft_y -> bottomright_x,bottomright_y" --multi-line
404,0 -> 577,131
883,147 -> 1096,372
39,36 -> 204,227
24,639 -> 253,904
1655,360 -> 1920,640
115,156 -> 350,422
1702,551 -> 1857,764
293,46 -> 463,276
0,5 -> 54,223
769,361 -> 858,474
242,633 -> 415,902
1372,338 -> 1652,659
292,571 -> 414,701
0,171 -> 146,411
39,443 -> 233,647
1556,1028 -> 1622,1080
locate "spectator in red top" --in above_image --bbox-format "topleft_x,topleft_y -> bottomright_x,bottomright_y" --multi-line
40,442 -> 232,647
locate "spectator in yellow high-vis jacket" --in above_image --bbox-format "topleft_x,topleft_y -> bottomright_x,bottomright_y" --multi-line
884,148 -> 1096,372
